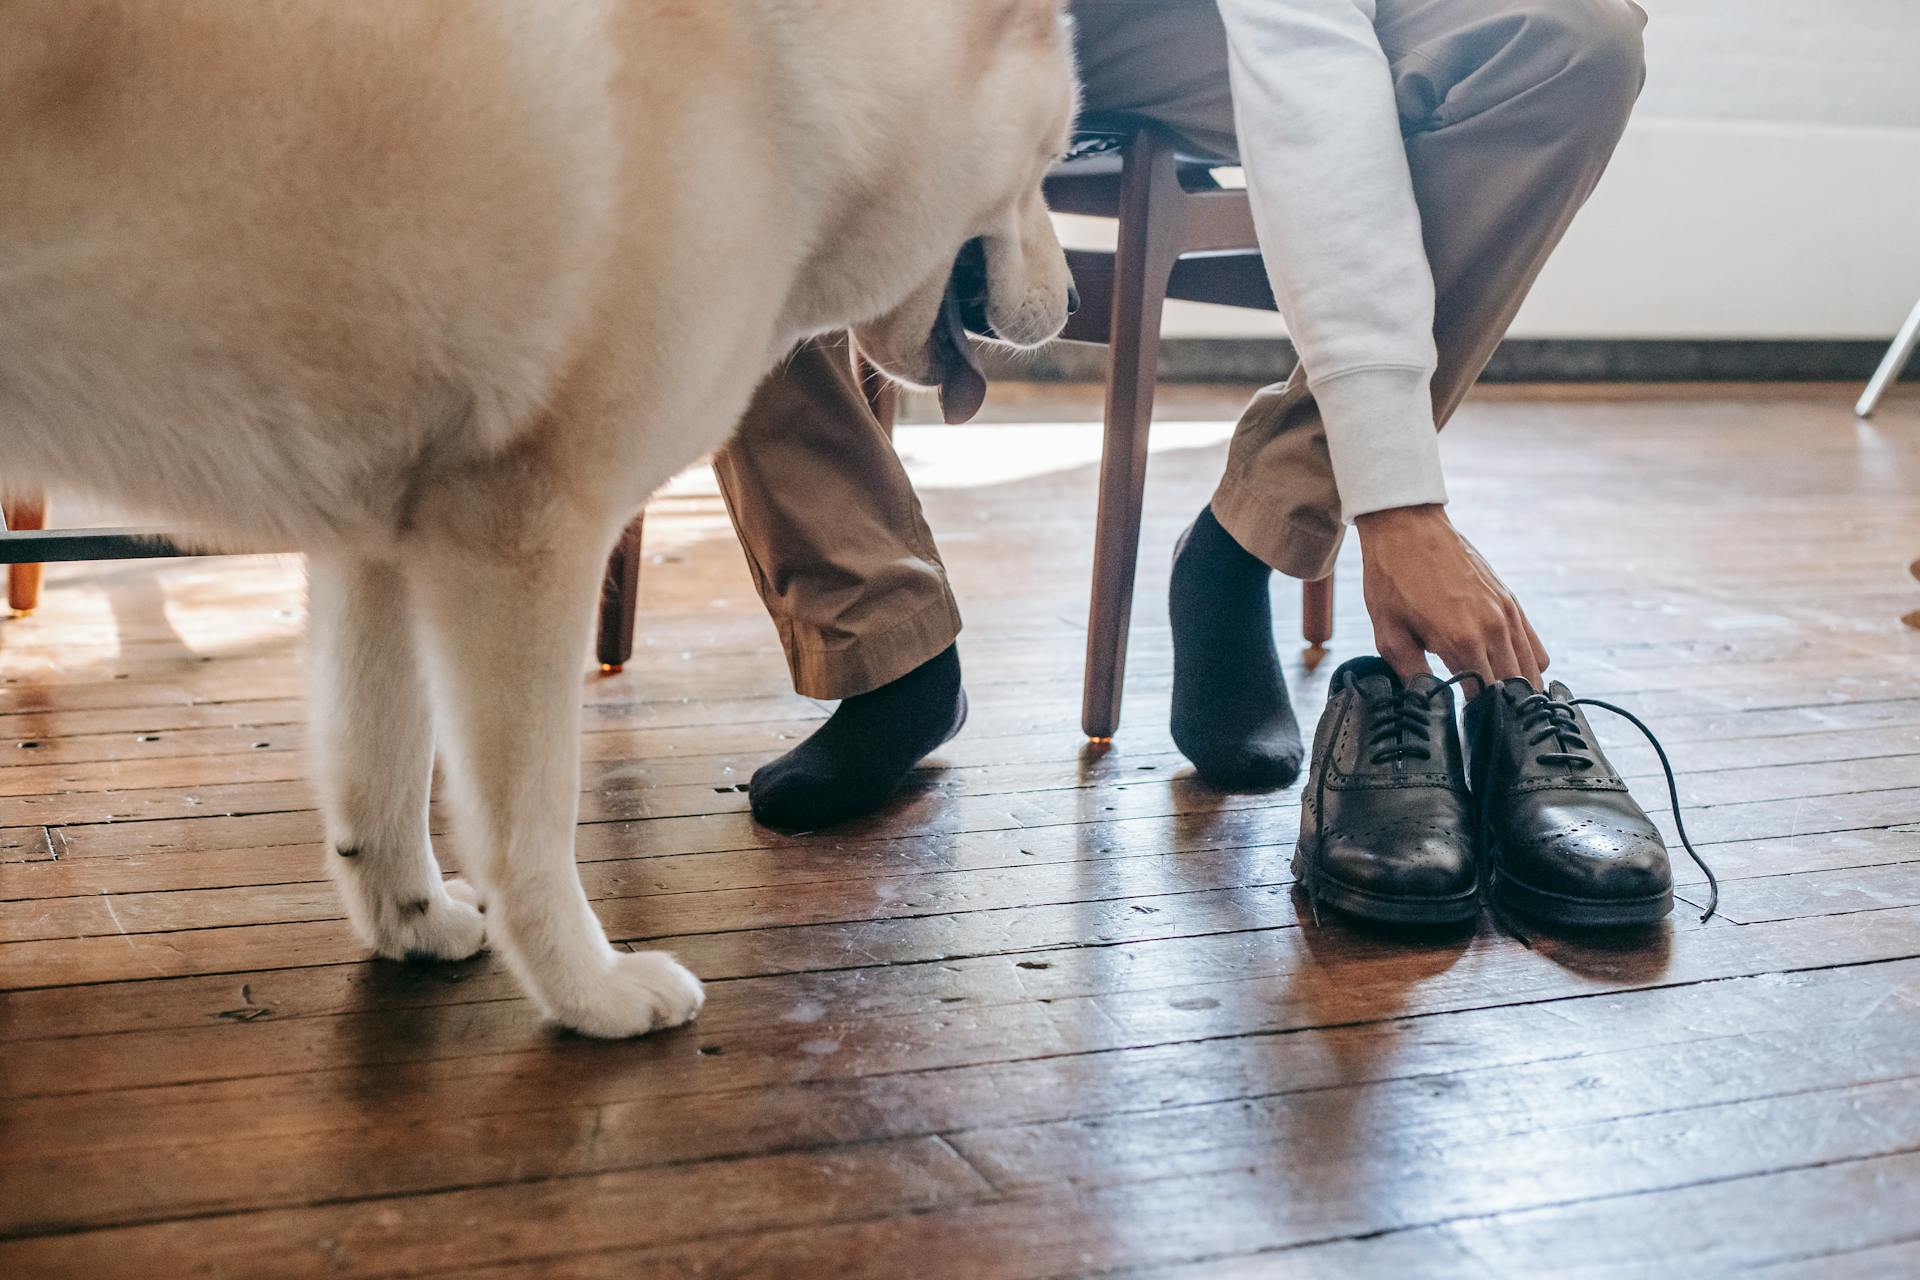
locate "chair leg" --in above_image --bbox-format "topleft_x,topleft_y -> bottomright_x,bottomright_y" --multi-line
5,494 -> 46,616
596,513 -> 645,674
1302,574 -> 1334,647
1857,297 -> 1920,419
1301,573 -> 1334,670
1082,132 -> 1186,741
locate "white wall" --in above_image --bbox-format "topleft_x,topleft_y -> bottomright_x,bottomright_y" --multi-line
1148,0 -> 1920,341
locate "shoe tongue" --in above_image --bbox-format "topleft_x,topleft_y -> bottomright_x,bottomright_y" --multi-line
1406,672 -> 1447,697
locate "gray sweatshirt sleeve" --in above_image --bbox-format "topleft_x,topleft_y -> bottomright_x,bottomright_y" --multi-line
1215,0 -> 1447,519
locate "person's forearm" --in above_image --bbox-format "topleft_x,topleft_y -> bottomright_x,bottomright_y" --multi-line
1214,0 -> 1445,519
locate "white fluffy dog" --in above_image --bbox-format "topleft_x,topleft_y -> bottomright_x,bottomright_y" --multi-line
0,0 -> 1079,1036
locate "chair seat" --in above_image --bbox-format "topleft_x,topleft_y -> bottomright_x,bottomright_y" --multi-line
1059,126 -> 1229,180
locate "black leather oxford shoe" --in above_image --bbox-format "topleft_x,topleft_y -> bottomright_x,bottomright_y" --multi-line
1293,656 -> 1479,925
1465,679 -> 1675,926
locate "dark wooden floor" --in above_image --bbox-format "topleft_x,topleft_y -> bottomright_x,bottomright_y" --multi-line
3,384 -> 1919,1278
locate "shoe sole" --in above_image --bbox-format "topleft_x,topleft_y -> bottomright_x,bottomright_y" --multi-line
1490,864 -> 1673,927
1290,844 -> 1480,926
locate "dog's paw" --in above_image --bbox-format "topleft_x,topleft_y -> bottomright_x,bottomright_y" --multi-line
442,876 -> 487,912
549,950 -> 705,1039
363,882 -> 487,963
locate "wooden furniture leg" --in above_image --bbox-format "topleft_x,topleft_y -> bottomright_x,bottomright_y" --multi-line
1302,573 -> 1335,669
1050,128 -> 1346,730
596,514 -> 646,673
1302,575 -> 1334,647
1082,133 -> 1185,742
1303,574 -> 1335,652
4,494 -> 47,616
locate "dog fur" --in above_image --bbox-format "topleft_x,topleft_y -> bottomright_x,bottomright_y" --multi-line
0,0 -> 1078,1036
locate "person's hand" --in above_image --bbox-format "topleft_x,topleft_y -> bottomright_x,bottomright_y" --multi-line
1354,504 -> 1547,691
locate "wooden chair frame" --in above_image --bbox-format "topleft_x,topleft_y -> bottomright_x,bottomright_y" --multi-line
592,127 -> 1336,738
1042,126 -> 1332,739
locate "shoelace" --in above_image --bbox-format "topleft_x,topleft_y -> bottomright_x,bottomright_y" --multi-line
1551,692 -> 1720,923
1516,692 -> 1596,768
1488,686 -> 1717,924
1365,673 -> 1476,765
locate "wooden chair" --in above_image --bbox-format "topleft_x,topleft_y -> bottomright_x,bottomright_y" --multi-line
0,481 -> 661,666
1041,126 -> 1331,740
0,497 -> 212,613
0,484 -> 668,666
592,126 -> 1337,738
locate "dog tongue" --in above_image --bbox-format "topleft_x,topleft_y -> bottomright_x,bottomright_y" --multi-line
932,280 -> 987,425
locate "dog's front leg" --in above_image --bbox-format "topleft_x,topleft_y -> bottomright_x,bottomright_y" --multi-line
406,528 -> 704,1038
308,556 -> 486,962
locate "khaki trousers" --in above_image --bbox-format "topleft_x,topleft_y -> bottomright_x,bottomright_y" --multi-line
717,0 -> 1648,700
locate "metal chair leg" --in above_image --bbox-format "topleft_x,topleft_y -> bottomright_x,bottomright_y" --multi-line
1857,297 -> 1920,419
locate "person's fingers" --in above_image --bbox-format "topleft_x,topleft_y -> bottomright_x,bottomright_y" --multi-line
1376,620 -> 1428,684
1486,628 -> 1528,687
1455,608 -> 1518,683
1444,642 -> 1496,698
1433,600 -> 1503,684
1517,606 -> 1551,675
1503,602 -> 1544,687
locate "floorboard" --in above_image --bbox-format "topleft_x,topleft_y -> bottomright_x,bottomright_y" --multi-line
3,384 -> 1918,1276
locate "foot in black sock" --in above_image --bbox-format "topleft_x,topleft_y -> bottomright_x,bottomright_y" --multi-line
1169,505 -> 1304,789
749,645 -> 968,831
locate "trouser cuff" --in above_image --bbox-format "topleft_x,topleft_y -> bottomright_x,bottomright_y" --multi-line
783,592 -> 963,702
1209,480 -> 1347,583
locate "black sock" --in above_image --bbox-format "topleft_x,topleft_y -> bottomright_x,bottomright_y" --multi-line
1169,505 -> 1304,789
749,644 -> 968,831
